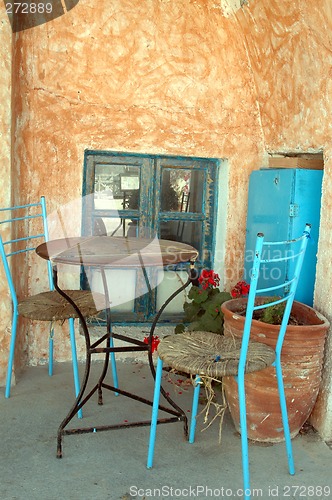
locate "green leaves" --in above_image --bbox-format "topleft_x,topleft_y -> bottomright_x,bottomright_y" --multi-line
260,297 -> 285,324
187,286 -> 209,303
176,286 -> 232,335
174,323 -> 185,334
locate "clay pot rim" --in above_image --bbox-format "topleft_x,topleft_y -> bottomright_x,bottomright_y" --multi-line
221,297 -> 330,331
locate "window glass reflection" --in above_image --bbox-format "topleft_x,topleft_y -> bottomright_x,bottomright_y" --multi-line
160,168 -> 204,213
160,220 -> 202,248
94,164 -> 140,212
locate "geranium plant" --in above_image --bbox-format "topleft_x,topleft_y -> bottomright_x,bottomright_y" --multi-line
175,270 -> 250,335
230,283 -> 290,325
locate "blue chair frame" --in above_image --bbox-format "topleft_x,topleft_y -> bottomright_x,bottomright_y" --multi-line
0,197 -> 81,415
147,223 -> 312,499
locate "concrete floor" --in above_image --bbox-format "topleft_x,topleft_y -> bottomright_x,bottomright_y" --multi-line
1,360 -> 331,500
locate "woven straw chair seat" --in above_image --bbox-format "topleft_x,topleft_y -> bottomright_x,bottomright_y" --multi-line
18,290 -> 106,321
157,331 -> 275,378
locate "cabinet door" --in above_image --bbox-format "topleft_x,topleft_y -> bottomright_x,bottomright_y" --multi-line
244,168 -> 323,306
244,169 -> 294,292
288,169 -> 323,305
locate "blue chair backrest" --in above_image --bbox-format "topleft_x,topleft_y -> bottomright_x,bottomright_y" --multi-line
239,223 -> 312,372
0,197 -> 54,309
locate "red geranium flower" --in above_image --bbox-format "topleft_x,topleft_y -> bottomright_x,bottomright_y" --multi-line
198,269 -> 220,290
143,335 -> 160,353
231,280 -> 250,298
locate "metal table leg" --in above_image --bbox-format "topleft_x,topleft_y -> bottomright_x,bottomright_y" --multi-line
53,261 -> 198,458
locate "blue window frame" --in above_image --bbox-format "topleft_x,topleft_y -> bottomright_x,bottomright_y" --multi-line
82,150 -> 219,323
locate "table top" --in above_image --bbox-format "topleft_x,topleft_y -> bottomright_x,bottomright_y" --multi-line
36,236 -> 199,267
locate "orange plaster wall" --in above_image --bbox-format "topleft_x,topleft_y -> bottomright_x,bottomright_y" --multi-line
236,0 -> 332,438
7,0 -> 263,368
0,11 -> 12,384
237,1 -> 332,149
1,0 -> 332,438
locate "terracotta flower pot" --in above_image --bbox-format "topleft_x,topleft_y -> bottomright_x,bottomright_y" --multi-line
221,298 -> 330,443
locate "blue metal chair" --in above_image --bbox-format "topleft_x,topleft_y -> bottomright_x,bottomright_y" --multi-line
147,223 -> 311,499
0,197 -> 104,415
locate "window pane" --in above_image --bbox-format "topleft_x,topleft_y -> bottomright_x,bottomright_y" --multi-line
156,270 -> 189,315
160,220 -> 202,248
93,163 -> 140,237
94,164 -> 140,211
91,269 -> 136,312
93,216 -> 139,238
161,168 -> 204,213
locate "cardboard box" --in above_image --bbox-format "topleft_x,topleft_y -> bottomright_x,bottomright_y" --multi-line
268,156 -> 324,170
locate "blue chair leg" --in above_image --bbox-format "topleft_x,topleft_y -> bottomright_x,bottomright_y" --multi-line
68,318 -> 83,419
275,360 -> 295,475
237,372 -> 251,500
5,310 -> 18,398
109,336 -> 119,396
189,375 -> 201,444
147,356 -> 163,469
48,325 -> 54,377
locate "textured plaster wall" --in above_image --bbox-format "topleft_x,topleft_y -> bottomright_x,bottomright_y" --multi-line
0,9 -> 12,383
0,0 -> 331,438
235,0 -> 332,440
5,0 -> 263,369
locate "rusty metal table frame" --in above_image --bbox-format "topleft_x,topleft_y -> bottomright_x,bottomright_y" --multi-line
36,236 -> 199,458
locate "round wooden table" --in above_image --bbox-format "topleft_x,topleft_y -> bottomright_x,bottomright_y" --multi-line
36,235 -> 198,267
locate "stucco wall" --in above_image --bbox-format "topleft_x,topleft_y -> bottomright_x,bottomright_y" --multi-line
0,0 -> 331,438
236,0 -> 332,440
0,7 -> 12,383
7,0 -> 264,365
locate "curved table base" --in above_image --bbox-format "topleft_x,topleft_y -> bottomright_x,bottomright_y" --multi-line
54,267 -> 196,458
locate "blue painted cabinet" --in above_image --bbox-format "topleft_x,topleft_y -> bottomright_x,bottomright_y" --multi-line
244,168 -> 323,306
